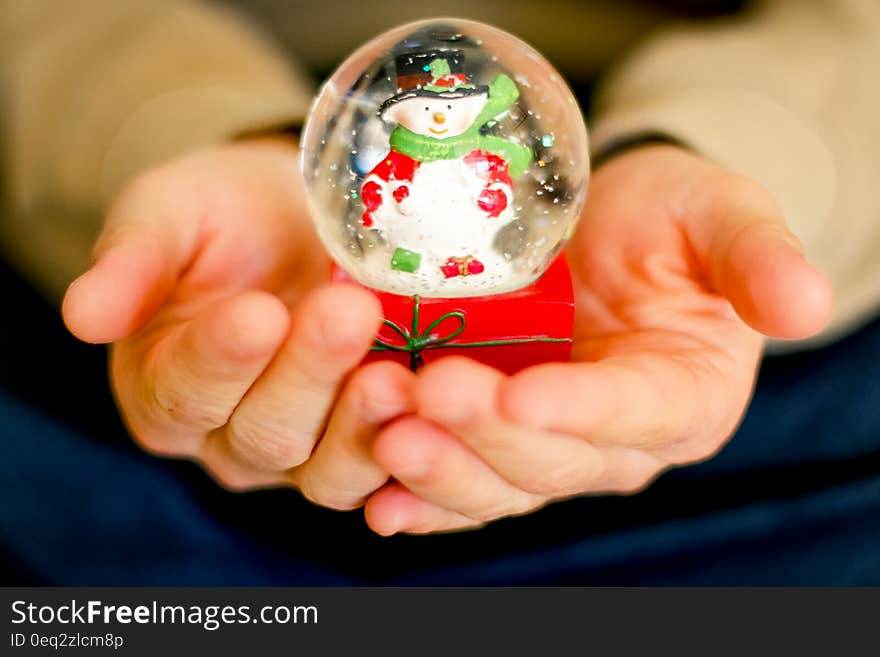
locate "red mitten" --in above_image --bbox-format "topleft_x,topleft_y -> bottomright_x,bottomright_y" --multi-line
477,187 -> 508,218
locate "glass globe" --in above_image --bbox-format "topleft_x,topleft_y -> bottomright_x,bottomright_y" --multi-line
301,18 -> 589,298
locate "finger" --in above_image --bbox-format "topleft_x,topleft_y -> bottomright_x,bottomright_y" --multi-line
365,482 -> 483,536
371,415 -> 544,522
499,356 -> 749,462
125,291 -> 290,454
226,283 -> 382,471
291,361 -> 414,510
684,175 -> 832,339
502,358 -> 690,449
415,358 -> 665,496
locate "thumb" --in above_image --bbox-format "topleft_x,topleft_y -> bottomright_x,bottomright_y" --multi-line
62,180 -> 200,344
62,231 -> 178,344
689,176 -> 833,340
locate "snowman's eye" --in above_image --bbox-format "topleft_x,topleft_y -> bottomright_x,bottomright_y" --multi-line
424,107 -> 429,111
447,104 -> 452,110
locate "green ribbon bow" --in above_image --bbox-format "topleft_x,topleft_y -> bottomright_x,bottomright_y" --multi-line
371,295 -> 571,372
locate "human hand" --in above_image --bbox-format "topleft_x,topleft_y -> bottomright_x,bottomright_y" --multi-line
363,144 -> 833,535
62,140 -> 412,508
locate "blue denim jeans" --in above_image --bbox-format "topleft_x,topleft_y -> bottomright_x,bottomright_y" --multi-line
2,264 -> 879,585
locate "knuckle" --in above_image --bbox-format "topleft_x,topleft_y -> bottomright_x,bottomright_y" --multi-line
205,464 -> 257,492
664,431 -> 726,464
151,380 -> 230,430
513,476 -> 553,496
298,477 -> 363,511
516,470 -> 574,497
470,506 -> 505,523
199,436 -> 294,492
694,432 -> 730,462
517,457 -> 605,497
319,496 -> 363,512
347,365 -> 401,421
324,429 -> 363,464
289,350 -> 341,390
124,417 -> 200,458
475,428 -> 512,452
226,414 -> 313,471
353,359 -> 407,390
471,496 -> 537,524
615,471 -> 657,496
128,429 -> 180,457
394,463 -> 438,487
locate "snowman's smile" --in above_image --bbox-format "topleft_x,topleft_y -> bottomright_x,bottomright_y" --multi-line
428,127 -> 448,135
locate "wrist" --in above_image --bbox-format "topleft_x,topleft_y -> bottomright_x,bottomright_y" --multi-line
591,132 -> 689,170
234,119 -> 303,147
223,129 -> 305,176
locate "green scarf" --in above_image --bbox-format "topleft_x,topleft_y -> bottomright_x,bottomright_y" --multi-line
388,74 -> 533,178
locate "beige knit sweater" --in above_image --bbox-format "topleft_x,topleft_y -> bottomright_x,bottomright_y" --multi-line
2,0 -> 878,349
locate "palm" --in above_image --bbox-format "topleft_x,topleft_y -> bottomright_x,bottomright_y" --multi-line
564,147 -> 763,456
132,143 -> 325,335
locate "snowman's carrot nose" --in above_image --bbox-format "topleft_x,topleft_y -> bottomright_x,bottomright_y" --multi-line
433,112 -> 446,124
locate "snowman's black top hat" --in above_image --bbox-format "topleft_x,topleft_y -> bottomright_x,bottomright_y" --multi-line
379,49 -> 488,116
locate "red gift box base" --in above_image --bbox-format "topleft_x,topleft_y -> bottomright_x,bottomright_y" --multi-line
331,254 -> 574,374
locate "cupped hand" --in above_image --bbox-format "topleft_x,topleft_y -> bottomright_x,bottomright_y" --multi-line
363,145 -> 833,535
62,140 -> 412,508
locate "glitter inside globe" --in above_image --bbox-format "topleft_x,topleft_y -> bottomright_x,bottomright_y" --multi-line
301,18 -> 589,298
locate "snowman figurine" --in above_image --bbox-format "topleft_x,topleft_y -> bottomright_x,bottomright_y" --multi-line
360,50 -> 532,294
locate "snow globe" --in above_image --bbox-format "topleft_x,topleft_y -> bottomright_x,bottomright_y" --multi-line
301,18 -> 589,372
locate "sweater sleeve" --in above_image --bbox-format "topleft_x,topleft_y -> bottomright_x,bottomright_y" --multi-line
0,0 -> 314,301
590,0 -> 880,349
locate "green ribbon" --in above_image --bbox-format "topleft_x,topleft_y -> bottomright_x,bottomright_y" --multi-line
371,295 -> 571,372
388,74 -> 533,178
